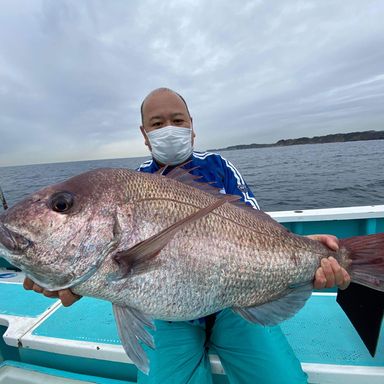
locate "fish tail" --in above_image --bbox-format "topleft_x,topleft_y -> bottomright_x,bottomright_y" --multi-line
337,233 -> 384,357
340,233 -> 384,292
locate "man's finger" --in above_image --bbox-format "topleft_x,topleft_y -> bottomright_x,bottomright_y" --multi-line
320,258 -> 335,288
23,278 -> 34,290
43,290 -> 59,298
314,268 -> 327,290
329,257 -> 351,290
32,284 -> 44,294
308,234 -> 339,251
58,289 -> 81,307
329,257 -> 344,286
321,235 -> 339,251
339,269 -> 351,290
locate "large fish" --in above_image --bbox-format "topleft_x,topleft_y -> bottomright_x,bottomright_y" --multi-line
0,167 -> 383,373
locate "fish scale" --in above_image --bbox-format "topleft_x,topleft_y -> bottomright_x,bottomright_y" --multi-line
72,179 -> 327,316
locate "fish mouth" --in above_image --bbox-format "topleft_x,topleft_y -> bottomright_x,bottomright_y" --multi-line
0,223 -> 33,253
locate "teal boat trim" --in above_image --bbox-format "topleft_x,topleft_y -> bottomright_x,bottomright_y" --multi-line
0,360 -> 135,384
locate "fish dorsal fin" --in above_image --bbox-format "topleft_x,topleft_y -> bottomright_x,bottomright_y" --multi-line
113,304 -> 155,374
154,161 -> 195,176
233,282 -> 313,326
160,163 -> 230,198
112,194 -> 238,277
159,164 -> 289,230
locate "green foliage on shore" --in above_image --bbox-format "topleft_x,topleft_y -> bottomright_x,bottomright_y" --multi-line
209,130 -> 384,152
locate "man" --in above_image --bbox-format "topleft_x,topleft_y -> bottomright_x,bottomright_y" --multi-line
139,88 -> 352,383
24,87 -> 350,383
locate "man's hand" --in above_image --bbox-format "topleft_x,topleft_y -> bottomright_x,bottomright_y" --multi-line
307,234 -> 351,290
23,277 -> 81,307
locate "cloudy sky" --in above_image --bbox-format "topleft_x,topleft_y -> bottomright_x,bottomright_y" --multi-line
0,0 -> 383,166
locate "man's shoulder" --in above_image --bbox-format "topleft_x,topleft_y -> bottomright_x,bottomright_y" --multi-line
137,159 -> 155,172
193,151 -> 249,190
192,151 -> 225,165
192,151 -> 237,171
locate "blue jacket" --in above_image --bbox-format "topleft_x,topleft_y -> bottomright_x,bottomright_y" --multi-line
137,151 -> 259,209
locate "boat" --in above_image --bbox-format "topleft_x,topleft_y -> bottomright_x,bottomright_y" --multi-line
0,205 -> 383,384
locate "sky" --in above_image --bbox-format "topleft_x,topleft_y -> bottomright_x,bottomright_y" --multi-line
0,0 -> 383,167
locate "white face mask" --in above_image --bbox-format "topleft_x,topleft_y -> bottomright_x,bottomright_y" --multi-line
146,126 -> 193,165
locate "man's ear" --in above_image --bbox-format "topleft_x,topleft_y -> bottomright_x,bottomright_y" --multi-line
190,117 -> 196,145
140,126 -> 151,150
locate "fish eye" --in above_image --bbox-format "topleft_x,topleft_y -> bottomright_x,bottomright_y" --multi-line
49,191 -> 74,214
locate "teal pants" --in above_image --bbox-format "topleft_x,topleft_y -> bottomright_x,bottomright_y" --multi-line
137,309 -> 308,384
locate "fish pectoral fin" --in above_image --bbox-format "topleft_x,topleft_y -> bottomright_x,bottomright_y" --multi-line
233,282 -> 313,326
113,195 -> 237,276
113,304 -> 155,374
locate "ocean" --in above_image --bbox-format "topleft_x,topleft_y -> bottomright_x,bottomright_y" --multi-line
0,140 -> 383,212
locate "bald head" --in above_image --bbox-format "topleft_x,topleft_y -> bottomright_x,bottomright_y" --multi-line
140,88 -> 191,124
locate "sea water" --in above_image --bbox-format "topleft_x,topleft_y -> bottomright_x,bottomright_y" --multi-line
0,140 -> 383,212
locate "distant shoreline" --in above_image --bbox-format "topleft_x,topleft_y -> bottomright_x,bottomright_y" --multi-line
208,130 -> 384,152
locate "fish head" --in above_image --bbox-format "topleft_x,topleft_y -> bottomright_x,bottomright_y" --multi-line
0,169 -> 134,290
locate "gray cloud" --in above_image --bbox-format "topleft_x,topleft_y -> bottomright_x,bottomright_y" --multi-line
0,0 -> 383,166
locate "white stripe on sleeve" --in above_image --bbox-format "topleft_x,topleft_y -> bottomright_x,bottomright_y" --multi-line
222,158 -> 260,209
